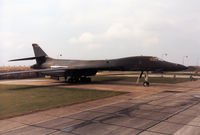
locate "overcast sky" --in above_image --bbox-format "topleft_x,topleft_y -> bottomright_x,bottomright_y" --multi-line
0,0 -> 200,66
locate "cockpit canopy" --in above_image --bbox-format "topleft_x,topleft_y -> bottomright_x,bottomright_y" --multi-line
149,57 -> 164,62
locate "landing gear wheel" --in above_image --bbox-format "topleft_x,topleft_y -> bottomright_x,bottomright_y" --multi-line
68,77 -> 79,83
143,81 -> 150,87
68,78 -> 73,83
85,78 -> 91,83
80,77 -> 91,83
64,76 -> 67,82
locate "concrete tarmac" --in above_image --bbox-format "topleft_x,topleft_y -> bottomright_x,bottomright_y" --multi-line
1,79 -> 200,135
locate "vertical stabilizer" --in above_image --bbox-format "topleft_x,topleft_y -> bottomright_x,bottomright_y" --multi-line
32,44 -> 48,65
32,43 -> 47,57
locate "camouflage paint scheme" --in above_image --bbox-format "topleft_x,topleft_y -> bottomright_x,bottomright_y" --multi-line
1,44 -> 187,85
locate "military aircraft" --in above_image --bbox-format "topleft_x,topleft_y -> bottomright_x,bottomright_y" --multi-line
0,44 -> 187,86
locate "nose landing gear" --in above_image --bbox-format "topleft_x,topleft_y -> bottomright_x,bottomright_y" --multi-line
143,81 -> 150,87
137,71 -> 150,87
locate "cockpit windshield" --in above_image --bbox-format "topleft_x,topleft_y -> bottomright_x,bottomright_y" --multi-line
150,57 -> 164,61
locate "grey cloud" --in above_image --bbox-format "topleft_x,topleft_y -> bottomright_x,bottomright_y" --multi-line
0,0 -> 200,66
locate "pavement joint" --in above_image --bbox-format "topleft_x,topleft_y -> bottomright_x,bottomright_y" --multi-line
136,95 -> 200,134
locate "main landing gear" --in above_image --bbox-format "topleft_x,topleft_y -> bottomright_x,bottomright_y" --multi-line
67,76 -> 91,83
136,71 -> 150,87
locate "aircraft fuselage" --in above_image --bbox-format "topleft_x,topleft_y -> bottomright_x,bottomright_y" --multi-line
34,56 -> 187,77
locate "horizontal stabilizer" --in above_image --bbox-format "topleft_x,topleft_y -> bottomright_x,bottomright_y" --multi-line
9,56 -> 42,62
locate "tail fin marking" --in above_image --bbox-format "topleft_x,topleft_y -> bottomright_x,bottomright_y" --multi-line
32,44 -> 47,57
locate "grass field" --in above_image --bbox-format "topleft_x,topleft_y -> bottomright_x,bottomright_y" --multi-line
0,85 -> 125,119
91,76 -> 193,84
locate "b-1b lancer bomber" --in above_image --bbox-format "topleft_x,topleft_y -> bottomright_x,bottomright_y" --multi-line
0,44 -> 187,86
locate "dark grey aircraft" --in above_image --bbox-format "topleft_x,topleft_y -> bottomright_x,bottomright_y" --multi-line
0,44 -> 187,86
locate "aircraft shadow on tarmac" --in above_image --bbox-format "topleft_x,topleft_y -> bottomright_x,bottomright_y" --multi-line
9,84 -> 68,91
7,79 -> 125,90
54,79 -> 139,86
8,79 -> 125,91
